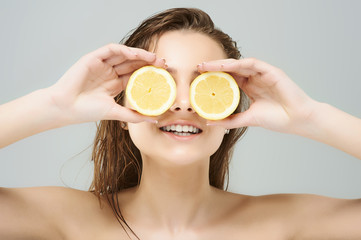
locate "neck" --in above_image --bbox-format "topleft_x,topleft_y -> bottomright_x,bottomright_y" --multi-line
124,154 -> 215,232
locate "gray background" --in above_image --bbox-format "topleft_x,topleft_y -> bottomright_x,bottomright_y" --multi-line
1,0 -> 360,198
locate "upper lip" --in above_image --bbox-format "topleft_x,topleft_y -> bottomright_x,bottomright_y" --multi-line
158,120 -> 203,131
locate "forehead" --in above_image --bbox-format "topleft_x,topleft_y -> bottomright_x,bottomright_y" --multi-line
152,30 -> 227,63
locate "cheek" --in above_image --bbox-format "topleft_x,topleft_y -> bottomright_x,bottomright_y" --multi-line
206,127 -> 226,155
127,122 -> 153,150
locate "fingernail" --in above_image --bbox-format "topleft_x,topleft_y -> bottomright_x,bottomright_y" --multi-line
145,119 -> 158,124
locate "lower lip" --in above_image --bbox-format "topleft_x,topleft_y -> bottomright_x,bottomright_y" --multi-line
161,131 -> 201,141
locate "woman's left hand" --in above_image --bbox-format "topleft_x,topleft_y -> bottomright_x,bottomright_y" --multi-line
198,58 -> 318,135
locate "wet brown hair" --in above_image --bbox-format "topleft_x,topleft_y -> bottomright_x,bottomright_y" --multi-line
90,8 -> 249,239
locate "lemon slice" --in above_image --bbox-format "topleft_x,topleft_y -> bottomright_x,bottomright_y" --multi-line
190,71 -> 240,120
126,66 -> 176,116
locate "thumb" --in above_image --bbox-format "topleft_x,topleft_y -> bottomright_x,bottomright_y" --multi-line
106,103 -> 158,123
207,110 -> 256,129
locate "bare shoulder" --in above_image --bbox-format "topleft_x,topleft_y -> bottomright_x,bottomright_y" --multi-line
0,186 -> 117,240
282,193 -> 361,239
228,192 -> 361,240
0,186 -> 101,214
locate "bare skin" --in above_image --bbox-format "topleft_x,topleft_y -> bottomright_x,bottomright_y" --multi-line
1,186 -> 359,239
0,31 -> 361,240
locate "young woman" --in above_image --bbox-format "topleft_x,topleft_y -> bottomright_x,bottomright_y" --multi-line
0,8 -> 360,240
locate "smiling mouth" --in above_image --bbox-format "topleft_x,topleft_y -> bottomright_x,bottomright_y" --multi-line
159,124 -> 203,136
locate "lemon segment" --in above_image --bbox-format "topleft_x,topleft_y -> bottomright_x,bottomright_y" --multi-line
126,66 -> 176,116
190,71 -> 240,120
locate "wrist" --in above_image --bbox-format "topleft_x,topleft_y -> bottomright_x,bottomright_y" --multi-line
25,88 -> 70,130
292,100 -> 327,140
0,88 -> 71,148
297,100 -> 347,144
298,101 -> 361,159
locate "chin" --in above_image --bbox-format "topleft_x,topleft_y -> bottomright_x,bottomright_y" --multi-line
140,144 -> 218,169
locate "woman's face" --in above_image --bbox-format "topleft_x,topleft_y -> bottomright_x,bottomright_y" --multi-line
126,30 -> 228,167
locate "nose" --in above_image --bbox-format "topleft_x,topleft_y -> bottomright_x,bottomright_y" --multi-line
169,82 -> 195,113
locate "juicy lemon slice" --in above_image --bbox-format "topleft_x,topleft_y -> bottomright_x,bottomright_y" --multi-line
190,71 -> 240,120
126,66 -> 176,116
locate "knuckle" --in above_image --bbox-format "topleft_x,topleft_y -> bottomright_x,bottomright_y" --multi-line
247,57 -> 258,67
106,43 -> 118,49
105,44 -> 115,53
269,66 -> 283,76
105,43 -> 124,55
79,54 -> 94,66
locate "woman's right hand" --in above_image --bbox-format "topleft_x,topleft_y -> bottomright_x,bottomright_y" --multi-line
1,44 -> 165,148
48,43 -> 166,125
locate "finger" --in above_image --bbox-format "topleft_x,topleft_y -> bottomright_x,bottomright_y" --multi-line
199,58 -> 274,77
104,47 -> 160,67
197,59 -> 235,73
113,60 -> 152,76
206,110 -> 257,129
117,72 -> 133,91
152,57 -> 168,68
113,58 -> 167,75
104,54 -> 135,66
93,43 -> 137,62
106,103 -> 158,123
197,59 -> 248,87
225,58 -> 274,75
127,47 -> 158,62
199,59 -> 257,76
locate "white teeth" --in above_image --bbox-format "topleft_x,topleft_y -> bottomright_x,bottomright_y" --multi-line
176,125 -> 182,132
173,132 -> 192,136
189,126 -> 193,132
160,124 -> 201,134
192,127 -> 197,133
